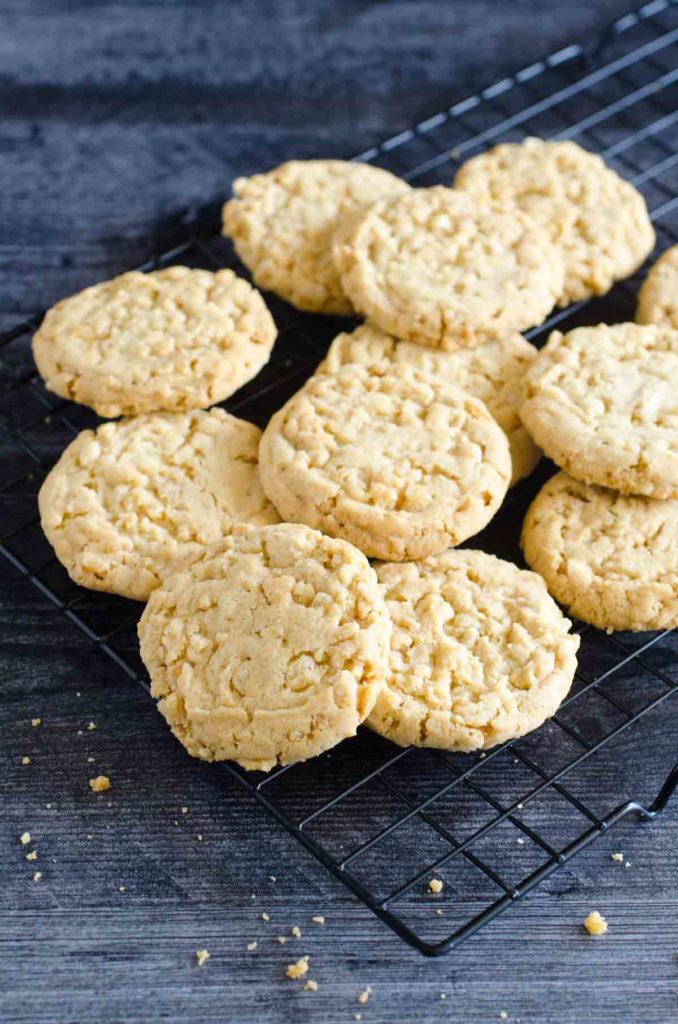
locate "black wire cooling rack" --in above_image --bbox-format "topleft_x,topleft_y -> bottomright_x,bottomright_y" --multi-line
1,1 -> 677,957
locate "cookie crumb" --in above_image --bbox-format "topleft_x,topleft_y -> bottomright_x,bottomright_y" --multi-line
195,950 -> 210,967
118,886 -> 126,893
440,993 -> 447,1000
286,956 -> 309,979
584,911 -> 608,936
32,871 -> 42,882
87,722 -> 96,731
86,834 -> 93,840
428,878 -> 443,894
181,807 -> 188,814
87,757 -> 95,763
21,756 -> 31,765
26,851 -> 37,861
311,915 -> 325,925
500,1013 -> 508,1021
357,986 -> 372,1005
89,775 -> 110,793
435,908 -> 443,916
246,941 -> 258,952
31,718 -> 41,727
197,835 -> 203,841
20,832 -> 31,846
516,838 -> 525,845
354,1015 -> 362,1022
270,875 -> 277,882
516,803 -> 523,810
276,936 -> 286,944
304,980 -> 318,992
625,861 -> 632,869
261,912 -> 270,922
291,926 -> 301,938
611,852 -> 624,862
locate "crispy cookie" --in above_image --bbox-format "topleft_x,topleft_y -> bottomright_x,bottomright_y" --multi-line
138,523 -> 391,771
455,138 -> 655,306
520,323 -> 678,499
333,185 -> 563,349
636,245 -> 678,330
317,323 -> 540,485
39,408 -> 279,601
258,363 -> 511,560
522,471 -> 678,632
32,267 -> 276,418
221,159 -> 409,314
367,550 -> 579,751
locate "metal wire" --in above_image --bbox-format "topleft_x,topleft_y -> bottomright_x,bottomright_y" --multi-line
0,0 -> 676,956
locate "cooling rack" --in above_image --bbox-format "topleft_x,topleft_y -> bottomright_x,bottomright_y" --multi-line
1,1 -> 677,957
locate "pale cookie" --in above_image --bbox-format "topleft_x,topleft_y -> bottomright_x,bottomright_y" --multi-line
32,267 -> 277,418
636,245 -> 678,330
368,550 -> 579,751
258,363 -> 511,561
520,323 -> 678,499
333,185 -> 563,349
521,471 -> 678,632
138,523 -> 391,771
455,138 -> 655,306
39,408 -> 279,601
221,159 -> 409,314
317,323 -> 540,485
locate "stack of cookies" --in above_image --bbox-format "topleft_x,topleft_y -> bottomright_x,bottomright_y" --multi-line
33,139 -> 675,773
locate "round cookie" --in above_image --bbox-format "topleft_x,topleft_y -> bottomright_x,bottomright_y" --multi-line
259,363 -> 511,560
455,137 -> 655,307
636,245 -> 678,330
520,323 -> 678,500
368,550 -> 580,751
138,523 -> 391,771
522,472 -> 678,632
32,267 -> 277,418
317,322 -> 540,485
221,159 -> 409,314
39,408 -> 279,601
333,185 -> 563,349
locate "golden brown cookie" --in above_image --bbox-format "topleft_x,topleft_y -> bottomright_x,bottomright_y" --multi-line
636,245 -> 678,330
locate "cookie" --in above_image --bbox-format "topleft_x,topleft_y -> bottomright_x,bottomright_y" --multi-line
317,322 -> 540,485
258,362 -> 511,560
520,323 -> 678,500
367,550 -> 579,751
39,408 -> 279,601
221,159 -> 409,314
32,267 -> 277,418
636,245 -> 678,330
333,185 -> 563,349
138,523 -> 391,771
455,138 -> 655,306
521,471 -> 678,632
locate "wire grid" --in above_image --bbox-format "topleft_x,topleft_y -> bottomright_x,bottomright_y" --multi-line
1,1 -> 677,957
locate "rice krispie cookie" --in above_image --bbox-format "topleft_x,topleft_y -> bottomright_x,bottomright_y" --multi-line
317,322 -> 540,485
258,363 -> 511,560
521,471 -> 678,632
636,245 -> 678,330
333,186 -> 563,349
39,408 -> 279,601
455,138 -> 655,306
368,550 -> 579,751
138,523 -> 391,771
32,267 -> 277,418
520,323 -> 678,499
221,159 -> 409,314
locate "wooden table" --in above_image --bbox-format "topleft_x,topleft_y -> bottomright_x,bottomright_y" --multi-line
1,3 -> 676,1022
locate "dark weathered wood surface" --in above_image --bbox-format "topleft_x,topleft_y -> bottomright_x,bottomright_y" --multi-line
1,3 -> 676,1023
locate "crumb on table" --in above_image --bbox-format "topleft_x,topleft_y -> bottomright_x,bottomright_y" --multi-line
304,979 -> 318,992
286,956 -> 309,980
246,940 -> 258,952
428,878 -> 443,894
195,950 -> 210,967
584,911 -> 608,936
20,832 -> 31,845
31,718 -> 42,727
357,986 -> 372,1005
89,775 -> 110,793
311,915 -> 325,925
611,852 -> 624,862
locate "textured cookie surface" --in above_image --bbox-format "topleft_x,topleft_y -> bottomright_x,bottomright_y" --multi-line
520,323 -> 678,499
334,186 -> 563,349
138,523 -> 391,771
32,267 -> 277,418
318,323 -> 540,485
455,138 -> 655,306
522,471 -> 678,632
258,363 -> 511,560
39,408 -> 279,601
636,245 -> 678,330
368,550 -> 579,751
221,159 -> 409,314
